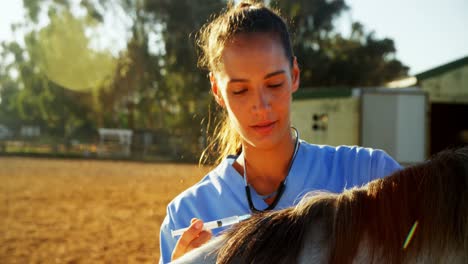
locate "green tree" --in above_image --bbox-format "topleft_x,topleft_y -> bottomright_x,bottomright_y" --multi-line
272,0 -> 408,87
0,2 -> 104,142
0,66 -> 20,131
144,0 -> 225,155
0,0 -> 410,160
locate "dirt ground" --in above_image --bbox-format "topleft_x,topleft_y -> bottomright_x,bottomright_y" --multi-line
0,157 -> 209,263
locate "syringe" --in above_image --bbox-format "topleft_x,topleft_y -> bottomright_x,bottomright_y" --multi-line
171,214 -> 251,238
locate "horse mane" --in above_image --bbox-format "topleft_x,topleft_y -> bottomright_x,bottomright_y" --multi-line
216,147 -> 468,263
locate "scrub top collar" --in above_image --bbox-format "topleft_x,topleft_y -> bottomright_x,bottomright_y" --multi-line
212,141 -> 308,210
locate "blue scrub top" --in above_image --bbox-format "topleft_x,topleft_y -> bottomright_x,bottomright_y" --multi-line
159,141 -> 401,263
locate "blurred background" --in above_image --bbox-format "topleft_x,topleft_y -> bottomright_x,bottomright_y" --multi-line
0,0 -> 467,263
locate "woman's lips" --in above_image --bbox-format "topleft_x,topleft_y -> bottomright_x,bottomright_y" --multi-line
251,121 -> 276,134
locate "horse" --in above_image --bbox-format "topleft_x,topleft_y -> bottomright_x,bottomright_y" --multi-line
172,146 -> 468,264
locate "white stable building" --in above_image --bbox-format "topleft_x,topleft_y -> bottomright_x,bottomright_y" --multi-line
291,87 -> 427,165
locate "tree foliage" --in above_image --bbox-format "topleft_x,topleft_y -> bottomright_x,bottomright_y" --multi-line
272,0 -> 408,87
0,0 -> 409,159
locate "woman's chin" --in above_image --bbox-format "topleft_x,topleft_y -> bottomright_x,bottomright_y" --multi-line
245,126 -> 290,150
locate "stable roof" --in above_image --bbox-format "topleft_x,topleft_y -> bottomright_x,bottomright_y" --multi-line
416,56 -> 468,81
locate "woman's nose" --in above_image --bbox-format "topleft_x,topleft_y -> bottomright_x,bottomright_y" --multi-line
252,88 -> 271,112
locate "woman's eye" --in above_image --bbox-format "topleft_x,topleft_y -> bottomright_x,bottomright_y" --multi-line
268,82 -> 284,88
233,89 -> 247,95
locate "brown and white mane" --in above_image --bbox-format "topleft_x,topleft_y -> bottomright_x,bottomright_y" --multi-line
173,147 -> 468,264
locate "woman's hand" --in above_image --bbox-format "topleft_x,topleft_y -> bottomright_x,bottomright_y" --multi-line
171,218 -> 212,261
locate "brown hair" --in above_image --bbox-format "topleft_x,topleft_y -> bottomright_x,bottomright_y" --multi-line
196,1 -> 294,165
216,146 -> 468,263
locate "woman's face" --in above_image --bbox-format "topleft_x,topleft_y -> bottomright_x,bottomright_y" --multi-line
210,33 -> 300,150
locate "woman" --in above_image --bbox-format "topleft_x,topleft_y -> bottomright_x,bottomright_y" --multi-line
159,2 -> 401,263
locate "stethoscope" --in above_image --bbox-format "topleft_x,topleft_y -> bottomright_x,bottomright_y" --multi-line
243,127 -> 300,213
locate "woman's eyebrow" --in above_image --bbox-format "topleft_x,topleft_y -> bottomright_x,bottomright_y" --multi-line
228,78 -> 249,84
264,70 -> 285,79
228,70 -> 285,84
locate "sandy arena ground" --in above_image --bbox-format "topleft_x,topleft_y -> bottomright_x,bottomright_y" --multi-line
0,157 -> 209,263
